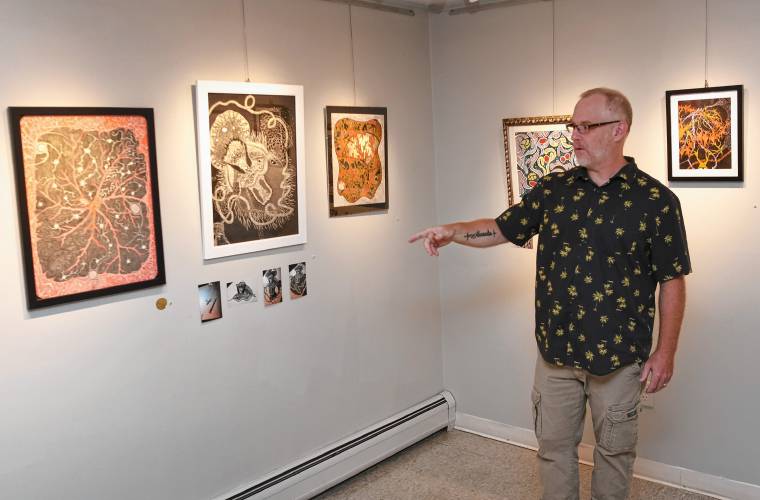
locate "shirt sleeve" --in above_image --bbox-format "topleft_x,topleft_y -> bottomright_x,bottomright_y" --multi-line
495,178 -> 547,247
650,189 -> 692,282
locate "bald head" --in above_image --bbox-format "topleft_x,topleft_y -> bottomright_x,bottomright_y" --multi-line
579,88 -> 632,129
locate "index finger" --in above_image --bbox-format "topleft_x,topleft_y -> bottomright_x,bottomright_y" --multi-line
408,228 -> 434,244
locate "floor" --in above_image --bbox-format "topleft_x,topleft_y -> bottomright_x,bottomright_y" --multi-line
314,429 -> 718,500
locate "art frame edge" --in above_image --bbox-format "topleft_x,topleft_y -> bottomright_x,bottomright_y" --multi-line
194,80 -> 308,259
501,114 -> 572,207
7,106 -> 166,309
324,105 -> 389,218
665,84 -> 744,183
501,114 -> 572,250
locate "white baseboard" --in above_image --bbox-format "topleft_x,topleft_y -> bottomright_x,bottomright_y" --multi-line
455,412 -> 760,500
213,393 -> 454,500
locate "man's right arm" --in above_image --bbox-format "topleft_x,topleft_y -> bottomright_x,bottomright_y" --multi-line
408,218 -> 506,256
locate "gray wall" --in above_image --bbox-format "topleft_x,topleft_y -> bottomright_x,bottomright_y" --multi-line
432,0 -> 759,487
2,0 -> 758,497
0,1 -> 442,499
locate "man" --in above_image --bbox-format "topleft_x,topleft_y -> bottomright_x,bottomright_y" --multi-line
409,88 -> 690,500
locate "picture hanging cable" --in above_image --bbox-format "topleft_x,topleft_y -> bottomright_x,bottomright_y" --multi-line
349,4 -> 358,105
242,0 -> 251,82
704,0 -> 709,87
552,0 -> 556,114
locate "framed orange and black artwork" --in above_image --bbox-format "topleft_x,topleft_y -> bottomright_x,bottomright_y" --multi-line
666,85 -> 743,182
9,107 -> 166,309
325,106 -> 388,216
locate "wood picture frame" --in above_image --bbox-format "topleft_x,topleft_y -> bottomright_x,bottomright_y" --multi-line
325,106 -> 389,216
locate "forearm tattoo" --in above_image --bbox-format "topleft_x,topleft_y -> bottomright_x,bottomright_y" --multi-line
463,229 -> 496,241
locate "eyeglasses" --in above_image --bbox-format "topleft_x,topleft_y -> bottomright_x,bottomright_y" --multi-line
565,120 -> 620,134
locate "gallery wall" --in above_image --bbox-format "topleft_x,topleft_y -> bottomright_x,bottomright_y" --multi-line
0,1 -> 442,499
431,0 -> 759,487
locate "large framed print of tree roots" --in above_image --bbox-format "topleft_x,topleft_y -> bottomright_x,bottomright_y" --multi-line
9,107 -> 166,309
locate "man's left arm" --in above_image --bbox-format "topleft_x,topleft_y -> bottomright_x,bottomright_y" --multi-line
639,276 -> 686,393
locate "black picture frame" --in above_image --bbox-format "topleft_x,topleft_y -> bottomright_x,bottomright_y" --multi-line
9,107 -> 166,309
325,106 -> 389,216
665,85 -> 743,182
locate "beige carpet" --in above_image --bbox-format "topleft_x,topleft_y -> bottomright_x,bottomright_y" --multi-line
314,429 -> 717,499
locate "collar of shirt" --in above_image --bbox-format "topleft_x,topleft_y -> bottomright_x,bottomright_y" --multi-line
573,156 -> 639,185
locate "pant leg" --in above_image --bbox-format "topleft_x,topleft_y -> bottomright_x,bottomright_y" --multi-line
533,357 -> 587,500
587,362 -> 644,500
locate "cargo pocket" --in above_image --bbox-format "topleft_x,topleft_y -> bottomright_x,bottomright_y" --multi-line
600,399 -> 639,452
531,388 -> 542,439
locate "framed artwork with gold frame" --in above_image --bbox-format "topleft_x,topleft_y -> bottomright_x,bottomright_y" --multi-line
502,115 -> 576,246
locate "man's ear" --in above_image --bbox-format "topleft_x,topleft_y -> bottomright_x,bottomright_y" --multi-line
613,120 -> 629,142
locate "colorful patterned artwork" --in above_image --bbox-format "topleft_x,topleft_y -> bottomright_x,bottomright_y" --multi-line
325,106 -> 388,216
9,108 -> 165,309
196,81 -> 307,258
666,85 -> 743,181
502,116 -> 576,247
513,130 -> 574,192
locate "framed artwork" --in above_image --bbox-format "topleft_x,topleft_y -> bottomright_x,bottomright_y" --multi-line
325,106 -> 388,216
666,85 -> 743,181
195,80 -> 307,259
502,115 -> 576,247
9,107 -> 166,309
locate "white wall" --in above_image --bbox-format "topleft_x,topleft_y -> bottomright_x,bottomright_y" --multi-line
431,0 -> 759,487
0,1 -> 442,499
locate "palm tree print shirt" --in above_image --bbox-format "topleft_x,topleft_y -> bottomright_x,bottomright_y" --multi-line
495,158 -> 691,375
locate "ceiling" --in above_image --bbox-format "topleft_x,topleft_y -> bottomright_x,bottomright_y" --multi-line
326,0 -> 551,15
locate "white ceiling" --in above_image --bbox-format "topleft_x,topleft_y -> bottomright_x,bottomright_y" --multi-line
320,0 -> 549,15
342,0 -> 549,14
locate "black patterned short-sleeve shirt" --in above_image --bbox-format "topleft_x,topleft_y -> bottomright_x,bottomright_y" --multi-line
495,158 -> 691,375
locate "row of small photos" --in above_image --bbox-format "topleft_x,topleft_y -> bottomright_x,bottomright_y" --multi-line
198,262 -> 307,323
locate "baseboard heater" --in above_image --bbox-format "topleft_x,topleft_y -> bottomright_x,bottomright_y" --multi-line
216,390 -> 456,500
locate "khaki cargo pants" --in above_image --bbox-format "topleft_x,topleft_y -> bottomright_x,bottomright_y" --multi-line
532,356 -> 644,500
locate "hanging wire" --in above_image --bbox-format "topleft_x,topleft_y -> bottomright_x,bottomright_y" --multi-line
704,0 -> 709,87
349,4 -> 358,105
242,0 -> 251,82
552,0 -> 557,114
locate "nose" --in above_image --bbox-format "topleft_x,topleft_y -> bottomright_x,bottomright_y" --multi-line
570,127 -> 580,142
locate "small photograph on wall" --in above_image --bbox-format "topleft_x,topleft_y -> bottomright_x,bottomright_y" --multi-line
325,106 -> 388,216
262,267 -> 282,306
502,115 -> 576,247
666,85 -> 743,181
199,281 -> 222,322
288,262 -> 307,300
195,81 -> 307,259
226,279 -> 257,306
8,107 -> 166,309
